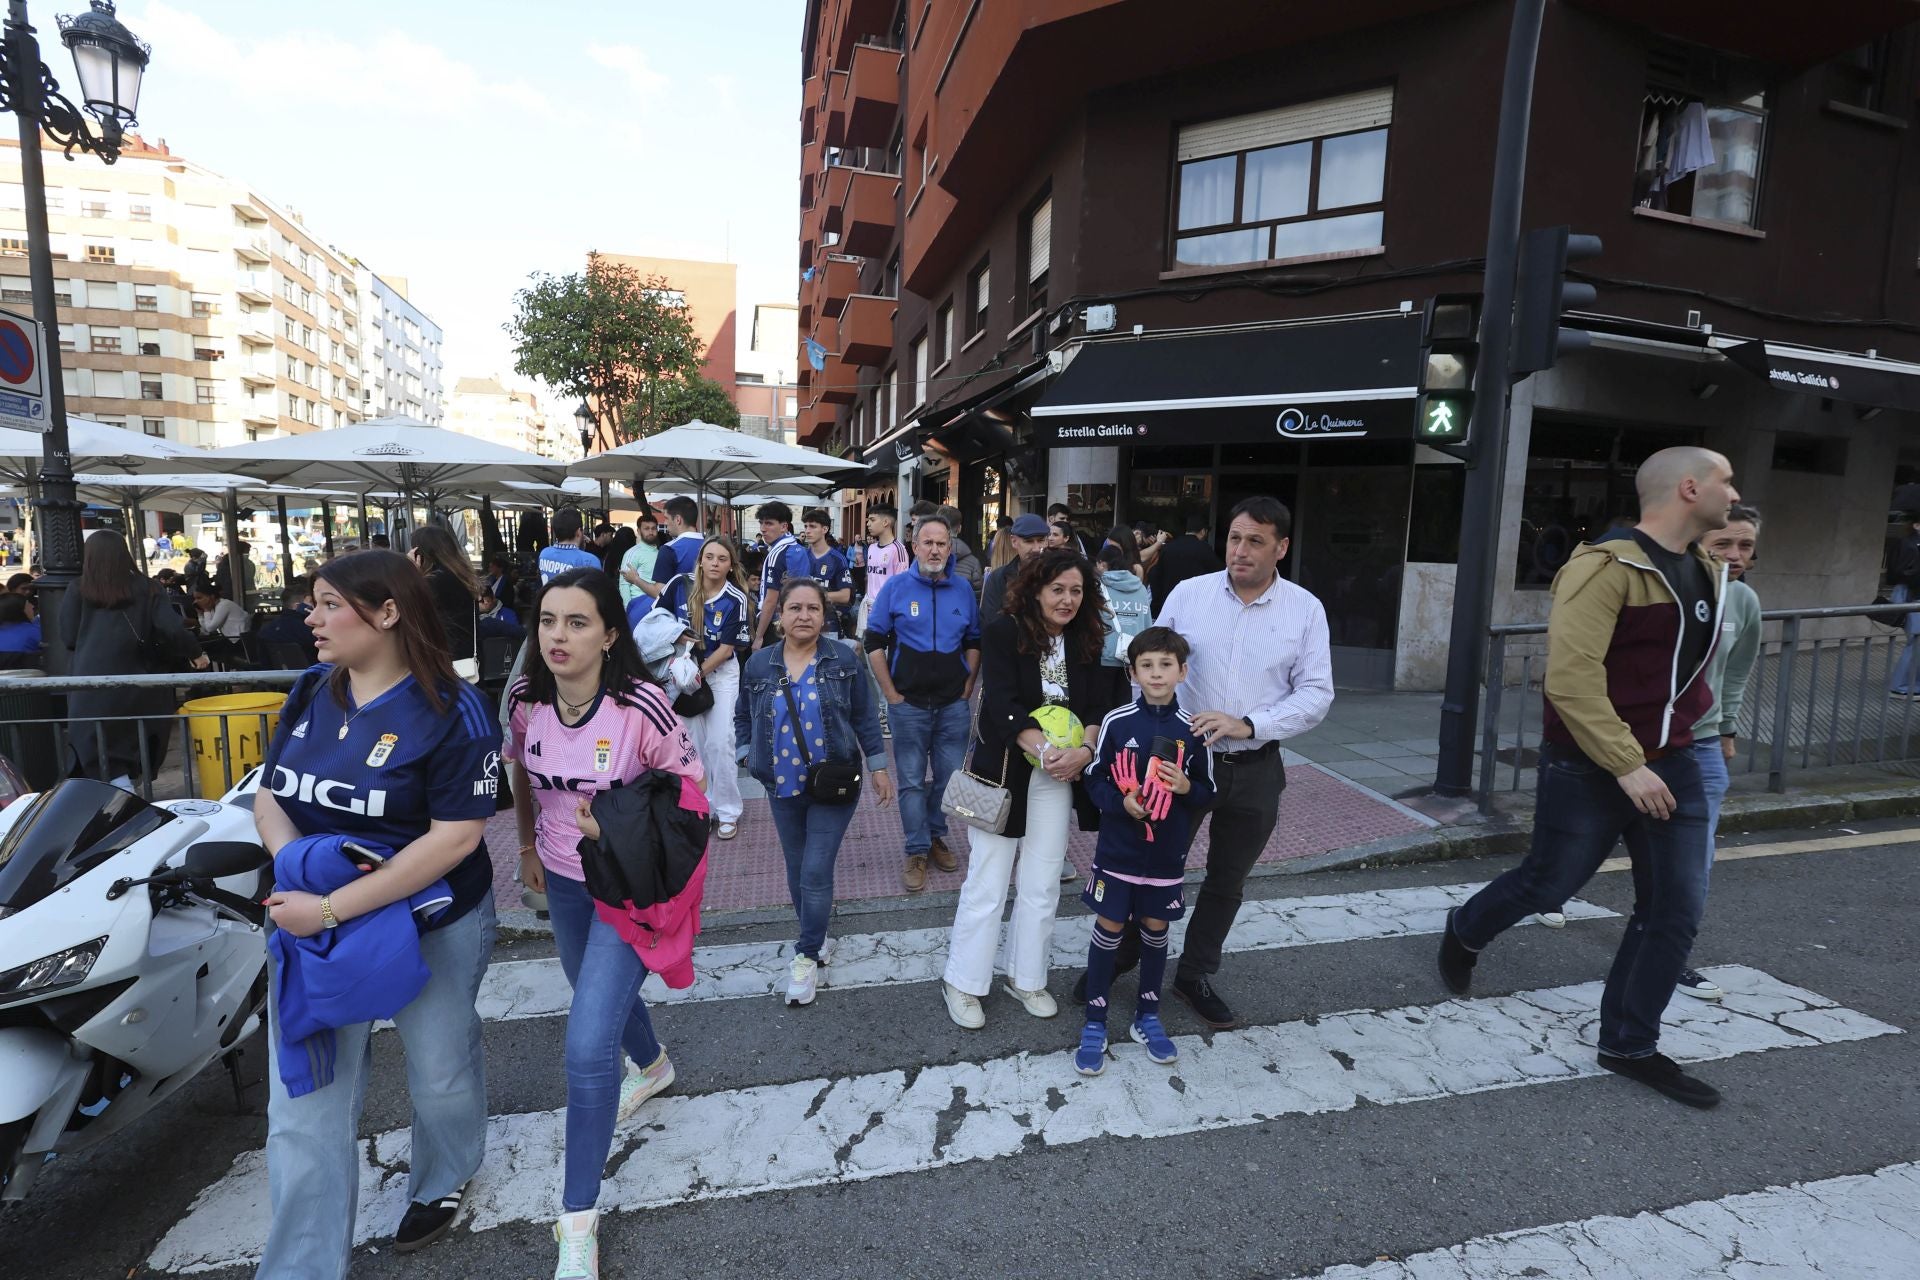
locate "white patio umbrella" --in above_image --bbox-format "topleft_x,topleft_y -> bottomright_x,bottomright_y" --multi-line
568,420 -> 863,510
0,416 -> 223,484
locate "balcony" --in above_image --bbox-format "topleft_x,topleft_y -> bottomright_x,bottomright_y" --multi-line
232,197 -> 269,223
235,272 -> 272,305
796,399 -> 832,448
843,41 -> 900,149
239,361 -> 275,388
838,292 -> 894,367
818,351 -> 858,405
817,254 -> 860,320
823,68 -> 847,147
241,404 -> 278,428
830,0 -> 895,70
233,234 -> 270,264
236,311 -> 274,345
825,165 -> 897,260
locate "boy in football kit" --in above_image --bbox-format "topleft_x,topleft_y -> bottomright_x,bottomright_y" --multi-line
1074,626 -> 1214,1075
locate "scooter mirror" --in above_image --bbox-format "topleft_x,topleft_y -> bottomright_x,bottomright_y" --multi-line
184,842 -> 270,881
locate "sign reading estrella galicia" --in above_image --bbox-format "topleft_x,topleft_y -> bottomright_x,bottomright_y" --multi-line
1036,398 -> 1412,447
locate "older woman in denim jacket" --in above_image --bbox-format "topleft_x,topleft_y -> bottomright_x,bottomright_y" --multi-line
743,577 -> 894,1006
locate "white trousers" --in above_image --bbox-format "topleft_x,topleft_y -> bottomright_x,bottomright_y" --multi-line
688,661 -> 743,823
942,769 -> 1071,996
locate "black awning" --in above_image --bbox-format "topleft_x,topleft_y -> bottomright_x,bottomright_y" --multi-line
1030,315 -> 1420,447
1724,340 -> 1920,415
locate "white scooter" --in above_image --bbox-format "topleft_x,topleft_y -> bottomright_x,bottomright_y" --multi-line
0,774 -> 271,1200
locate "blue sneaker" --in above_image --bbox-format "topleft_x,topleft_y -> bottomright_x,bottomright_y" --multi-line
1074,1022 -> 1108,1076
1130,1014 -> 1178,1065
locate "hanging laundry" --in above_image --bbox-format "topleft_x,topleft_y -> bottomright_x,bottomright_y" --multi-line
1662,101 -> 1716,188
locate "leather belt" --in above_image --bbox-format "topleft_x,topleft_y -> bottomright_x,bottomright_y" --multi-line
1218,740 -> 1279,764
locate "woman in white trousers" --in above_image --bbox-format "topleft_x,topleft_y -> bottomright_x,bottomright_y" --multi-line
942,549 -> 1123,1028
649,537 -> 752,839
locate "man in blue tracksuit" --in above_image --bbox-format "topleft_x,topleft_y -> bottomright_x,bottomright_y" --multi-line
865,513 -> 980,894
1074,626 -> 1215,1075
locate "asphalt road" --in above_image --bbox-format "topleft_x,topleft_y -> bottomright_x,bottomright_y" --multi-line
4,817 -> 1917,1279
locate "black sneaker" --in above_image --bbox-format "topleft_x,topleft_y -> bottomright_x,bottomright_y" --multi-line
1597,1051 -> 1721,1109
1437,907 -> 1477,996
1171,973 -> 1237,1028
393,1186 -> 466,1253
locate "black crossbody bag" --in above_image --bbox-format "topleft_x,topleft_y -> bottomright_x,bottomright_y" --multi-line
781,678 -> 862,804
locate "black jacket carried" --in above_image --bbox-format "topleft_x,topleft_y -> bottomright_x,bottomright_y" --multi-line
579,769 -> 710,911
424,568 -> 479,666
1148,534 -> 1224,616
1896,531 -> 1920,591
968,613 -> 1123,840
61,574 -> 202,782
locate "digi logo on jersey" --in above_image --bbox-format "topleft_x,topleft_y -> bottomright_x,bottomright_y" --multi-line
270,768 -> 389,817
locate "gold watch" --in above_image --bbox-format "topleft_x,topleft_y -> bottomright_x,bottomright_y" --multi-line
318,894 -> 338,930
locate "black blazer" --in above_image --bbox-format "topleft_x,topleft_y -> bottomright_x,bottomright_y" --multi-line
968,613 -> 1123,840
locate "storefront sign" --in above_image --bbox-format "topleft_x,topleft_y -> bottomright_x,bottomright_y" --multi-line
1035,398 -> 1413,447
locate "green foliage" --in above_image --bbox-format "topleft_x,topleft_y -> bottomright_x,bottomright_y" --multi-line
504,255 -> 705,447
644,375 -> 740,431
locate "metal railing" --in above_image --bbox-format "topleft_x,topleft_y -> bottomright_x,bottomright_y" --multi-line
1476,601 -> 1920,809
0,670 -> 304,804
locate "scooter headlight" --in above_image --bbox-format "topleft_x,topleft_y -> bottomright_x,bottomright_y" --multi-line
0,936 -> 107,1002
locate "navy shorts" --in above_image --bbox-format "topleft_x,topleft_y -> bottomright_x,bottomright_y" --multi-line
1081,867 -> 1186,922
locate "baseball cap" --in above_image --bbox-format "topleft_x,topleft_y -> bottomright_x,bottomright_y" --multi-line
1011,513 -> 1051,538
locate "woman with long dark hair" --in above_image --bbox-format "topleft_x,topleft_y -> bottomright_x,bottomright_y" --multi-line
61,528 -> 205,787
742,577 -> 893,1007
251,549 -> 502,1275
409,525 -> 481,681
941,547 -> 1122,1028
1102,524 -> 1147,582
505,567 -> 705,1273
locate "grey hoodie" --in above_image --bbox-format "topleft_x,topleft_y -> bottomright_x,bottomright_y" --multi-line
1099,568 -> 1153,666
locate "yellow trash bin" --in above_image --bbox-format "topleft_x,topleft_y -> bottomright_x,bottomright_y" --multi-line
180,693 -> 286,800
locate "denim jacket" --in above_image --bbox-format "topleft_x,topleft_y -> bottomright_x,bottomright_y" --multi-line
743,638 -> 888,789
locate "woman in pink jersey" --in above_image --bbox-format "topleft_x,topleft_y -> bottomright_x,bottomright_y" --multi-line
504,567 -> 704,1276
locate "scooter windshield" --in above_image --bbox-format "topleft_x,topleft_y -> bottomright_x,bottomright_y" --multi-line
0,779 -> 175,916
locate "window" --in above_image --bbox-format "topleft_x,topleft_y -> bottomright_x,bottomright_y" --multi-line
891,364 -> 906,424
1635,43 -> 1770,228
885,253 -> 900,299
1171,88 -> 1391,269
129,203 -> 152,222
1835,37 -> 1900,117
191,296 -> 219,318
82,201 -> 109,219
911,333 -> 928,407
0,238 -> 26,257
140,378 -> 162,400
142,417 -> 164,437
90,333 -> 121,353
880,367 -> 895,428
965,257 -> 990,339
133,288 -> 158,312
84,243 -> 115,263
934,300 -> 954,366
1020,190 -> 1052,316
194,346 -> 223,362
194,378 -> 220,405
1516,418 -> 1700,588
0,287 -> 26,303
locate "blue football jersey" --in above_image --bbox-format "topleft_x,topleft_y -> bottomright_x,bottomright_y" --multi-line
537,543 -> 602,585
650,533 -> 705,585
651,574 -> 752,650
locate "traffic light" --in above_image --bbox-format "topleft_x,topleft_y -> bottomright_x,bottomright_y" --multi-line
1417,293 -> 1479,452
1511,226 -> 1602,376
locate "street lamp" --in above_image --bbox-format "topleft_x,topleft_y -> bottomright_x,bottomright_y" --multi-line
0,0 -> 152,671
573,401 -> 594,456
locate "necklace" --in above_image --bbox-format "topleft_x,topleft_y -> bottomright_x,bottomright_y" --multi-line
556,683 -> 599,722
337,673 -> 405,739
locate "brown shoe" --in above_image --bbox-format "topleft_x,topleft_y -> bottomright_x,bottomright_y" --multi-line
929,836 -> 958,872
903,854 -> 928,893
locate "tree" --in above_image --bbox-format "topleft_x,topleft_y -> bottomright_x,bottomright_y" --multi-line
643,375 -> 739,431
504,254 -> 704,449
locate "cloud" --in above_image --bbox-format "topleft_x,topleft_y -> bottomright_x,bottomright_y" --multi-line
587,43 -> 669,98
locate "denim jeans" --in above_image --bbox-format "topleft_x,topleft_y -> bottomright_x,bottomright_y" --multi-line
544,871 -> 661,1213
1452,743 -> 1709,1059
258,898 -> 495,1280
1691,736 -> 1730,880
768,792 -> 858,958
1891,585 -> 1920,694
887,698 -> 970,857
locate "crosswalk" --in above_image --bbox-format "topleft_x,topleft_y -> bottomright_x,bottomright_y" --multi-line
144,877 -> 1915,1276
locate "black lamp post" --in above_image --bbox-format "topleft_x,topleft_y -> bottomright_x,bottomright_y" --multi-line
0,0 -> 149,671
574,400 -> 608,519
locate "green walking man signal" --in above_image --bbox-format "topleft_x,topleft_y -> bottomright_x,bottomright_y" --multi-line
1416,293 -> 1480,452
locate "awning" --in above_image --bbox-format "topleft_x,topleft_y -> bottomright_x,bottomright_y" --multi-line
860,358 -> 1047,465
1724,340 -> 1920,416
1030,315 -> 1420,447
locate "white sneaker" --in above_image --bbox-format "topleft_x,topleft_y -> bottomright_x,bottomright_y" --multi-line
616,1048 -> 675,1121
1003,982 -> 1059,1018
786,954 -> 819,1006
1533,911 -> 1567,929
553,1209 -> 598,1279
943,980 -> 985,1029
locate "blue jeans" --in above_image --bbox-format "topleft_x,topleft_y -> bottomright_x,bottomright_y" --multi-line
1891,585 -> 1920,694
887,698 -> 970,857
1691,737 -> 1730,880
768,792 -> 857,959
544,872 -> 661,1213
1452,744 -> 1709,1059
259,898 -> 495,1280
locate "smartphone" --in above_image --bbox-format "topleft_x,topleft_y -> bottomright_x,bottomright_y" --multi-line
343,840 -> 386,868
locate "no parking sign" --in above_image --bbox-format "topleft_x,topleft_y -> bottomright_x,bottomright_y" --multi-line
0,306 -> 50,432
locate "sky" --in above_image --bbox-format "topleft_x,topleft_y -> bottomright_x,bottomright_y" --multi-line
122,0 -> 802,383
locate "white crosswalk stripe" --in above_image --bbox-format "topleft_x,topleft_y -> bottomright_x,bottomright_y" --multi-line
469,882 -> 1619,1021
149,964 -> 1898,1272
1288,1161 -> 1920,1278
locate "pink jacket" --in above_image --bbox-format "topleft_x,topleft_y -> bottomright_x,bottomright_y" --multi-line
591,774 -> 710,988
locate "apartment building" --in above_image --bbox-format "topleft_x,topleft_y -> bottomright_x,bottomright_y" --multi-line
0,135 -> 441,447
736,301 -> 799,445
358,271 -> 444,423
445,375 -> 552,454
796,0 -> 1920,688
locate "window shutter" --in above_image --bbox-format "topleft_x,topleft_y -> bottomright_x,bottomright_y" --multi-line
1027,196 -> 1052,281
1177,88 -> 1394,162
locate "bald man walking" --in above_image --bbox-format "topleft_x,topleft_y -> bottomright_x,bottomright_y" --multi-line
1439,447 -> 1738,1109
